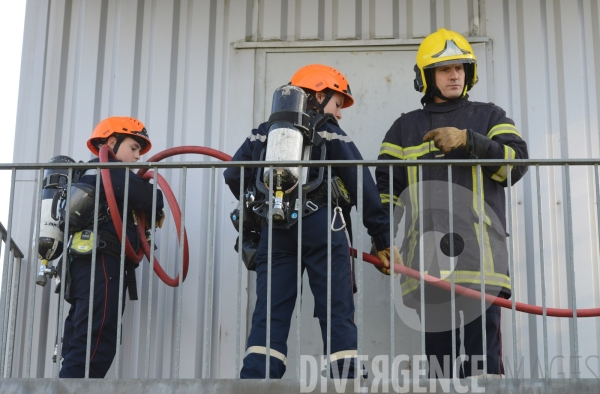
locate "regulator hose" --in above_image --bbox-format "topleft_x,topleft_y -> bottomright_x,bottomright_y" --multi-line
101,144 -> 600,317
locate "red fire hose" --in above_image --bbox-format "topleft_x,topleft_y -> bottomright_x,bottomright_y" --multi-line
100,144 -> 600,317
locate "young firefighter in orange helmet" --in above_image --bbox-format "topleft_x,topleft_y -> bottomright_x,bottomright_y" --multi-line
376,29 -> 528,378
224,64 -> 400,379
59,117 -> 164,378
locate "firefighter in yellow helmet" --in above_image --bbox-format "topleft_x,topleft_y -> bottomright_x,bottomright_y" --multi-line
224,64 -> 399,379
376,29 -> 529,378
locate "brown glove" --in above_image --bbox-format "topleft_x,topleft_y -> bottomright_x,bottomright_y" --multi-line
376,245 -> 402,277
423,127 -> 467,154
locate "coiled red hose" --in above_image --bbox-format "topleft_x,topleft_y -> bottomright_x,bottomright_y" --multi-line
101,144 -> 600,316
99,145 -> 232,287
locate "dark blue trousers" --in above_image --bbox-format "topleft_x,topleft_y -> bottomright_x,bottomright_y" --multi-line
416,286 -> 504,378
241,207 -> 359,379
60,253 -> 127,378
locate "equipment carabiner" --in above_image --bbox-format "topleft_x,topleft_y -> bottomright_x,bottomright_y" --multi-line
331,206 -> 346,232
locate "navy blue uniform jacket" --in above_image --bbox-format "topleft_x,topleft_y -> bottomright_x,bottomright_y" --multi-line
224,119 -> 391,251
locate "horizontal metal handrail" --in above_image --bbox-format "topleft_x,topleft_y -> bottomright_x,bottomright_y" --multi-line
0,158 -> 599,171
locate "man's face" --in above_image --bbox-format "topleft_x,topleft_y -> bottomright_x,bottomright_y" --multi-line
433,62 -> 465,102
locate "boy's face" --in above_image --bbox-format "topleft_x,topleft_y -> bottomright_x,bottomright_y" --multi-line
316,91 -> 345,120
108,136 -> 143,162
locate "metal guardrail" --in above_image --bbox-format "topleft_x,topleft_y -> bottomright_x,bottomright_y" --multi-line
0,221 -> 25,379
0,158 -> 599,393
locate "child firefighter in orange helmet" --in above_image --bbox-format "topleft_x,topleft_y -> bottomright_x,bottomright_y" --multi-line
224,64 -> 400,379
59,117 -> 164,378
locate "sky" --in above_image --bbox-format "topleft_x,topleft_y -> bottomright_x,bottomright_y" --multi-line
0,1 -> 26,288
0,2 -> 25,225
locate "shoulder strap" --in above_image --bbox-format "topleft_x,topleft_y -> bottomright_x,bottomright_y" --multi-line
309,112 -> 338,130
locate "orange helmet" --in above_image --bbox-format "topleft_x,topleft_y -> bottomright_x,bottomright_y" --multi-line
87,117 -> 152,156
290,64 -> 354,108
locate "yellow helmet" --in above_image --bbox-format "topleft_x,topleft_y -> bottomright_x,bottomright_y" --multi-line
413,28 -> 478,97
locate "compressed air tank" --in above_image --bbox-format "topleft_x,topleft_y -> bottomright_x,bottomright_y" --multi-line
263,85 -> 308,193
38,155 -> 75,261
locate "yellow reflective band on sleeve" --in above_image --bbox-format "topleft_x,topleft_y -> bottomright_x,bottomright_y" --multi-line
246,346 -> 287,365
380,142 -> 405,159
379,142 -> 440,160
329,350 -> 358,362
490,145 -> 516,183
487,123 -> 522,140
380,193 -> 404,207
403,142 -> 440,159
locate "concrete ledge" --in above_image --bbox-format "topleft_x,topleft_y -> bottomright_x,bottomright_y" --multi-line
1,378 -> 600,394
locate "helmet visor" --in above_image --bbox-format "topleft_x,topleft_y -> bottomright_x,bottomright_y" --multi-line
423,58 -> 476,70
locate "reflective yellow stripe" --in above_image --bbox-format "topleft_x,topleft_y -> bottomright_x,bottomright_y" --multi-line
491,146 -> 516,183
487,123 -> 521,139
406,166 -> 419,268
401,271 -> 511,296
472,167 -> 494,273
380,193 -> 403,207
379,141 -> 440,160
330,350 -> 358,362
246,346 -> 287,365
404,142 -> 440,159
380,142 -> 405,159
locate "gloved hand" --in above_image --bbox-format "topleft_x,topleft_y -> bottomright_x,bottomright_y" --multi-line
155,209 -> 166,229
145,209 -> 166,230
423,127 -> 467,154
372,243 -> 402,276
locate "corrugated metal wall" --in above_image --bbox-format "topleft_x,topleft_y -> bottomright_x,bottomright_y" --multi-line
7,0 -> 600,379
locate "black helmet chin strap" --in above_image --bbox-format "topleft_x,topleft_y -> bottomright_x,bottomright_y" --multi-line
112,135 -> 125,154
307,89 -> 335,114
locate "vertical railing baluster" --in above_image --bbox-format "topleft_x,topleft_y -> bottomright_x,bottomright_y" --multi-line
175,167 -> 188,378
203,167 -> 216,378
507,165 -> 518,376
564,164 -> 579,375
54,169 -> 72,378
295,165 -> 303,378
0,168 -> 16,377
236,166 -> 245,376
448,166 -> 457,377
356,165 -> 364,385
26,168 -> 45,377
145,167 -> 159,378
476,165 -> 487,378
114,169 -> 131,378
265,166 -> 274,379
536,165 -> 549,378
84,167 -> 102,378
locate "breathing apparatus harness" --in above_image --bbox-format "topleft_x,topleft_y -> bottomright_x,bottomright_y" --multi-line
229,85 -> 353,271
